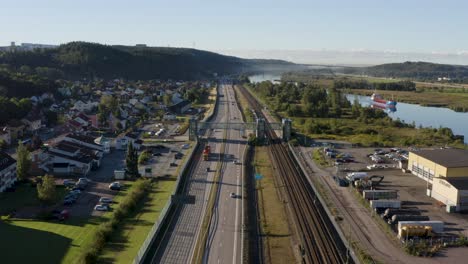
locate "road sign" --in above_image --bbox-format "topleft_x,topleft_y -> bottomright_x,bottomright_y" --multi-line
255,173 -> 263,180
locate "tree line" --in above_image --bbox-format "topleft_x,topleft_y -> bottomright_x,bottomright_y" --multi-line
333,79 -> 416,91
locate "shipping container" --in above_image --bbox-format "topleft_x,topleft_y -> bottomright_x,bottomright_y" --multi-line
398,221 -> 444,233
389,214 -> 429,225
370,199 -> 401,209
398,225 -> 433,238
363,190 -> 398,200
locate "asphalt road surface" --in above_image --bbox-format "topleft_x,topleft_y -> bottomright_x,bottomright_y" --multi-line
203,84 -> 246,264
148,83 -> 231,264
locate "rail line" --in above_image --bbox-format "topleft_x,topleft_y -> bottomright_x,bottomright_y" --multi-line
238,85 -> 351,264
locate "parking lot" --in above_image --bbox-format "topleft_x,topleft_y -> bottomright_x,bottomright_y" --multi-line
141,142 -> 192,178
317,143 -> 468,237
58,150 -> 126,217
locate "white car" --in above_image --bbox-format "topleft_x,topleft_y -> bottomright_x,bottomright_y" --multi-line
94,204 -> 110,211
99,197 -> 113,204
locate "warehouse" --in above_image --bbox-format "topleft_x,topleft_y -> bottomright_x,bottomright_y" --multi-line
431,177 -> 468,212
408,149 -> 468,212
408,149 -> 468,182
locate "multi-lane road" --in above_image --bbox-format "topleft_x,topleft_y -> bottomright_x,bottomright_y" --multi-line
147,83 -> 245,264
203,84 -> 245,264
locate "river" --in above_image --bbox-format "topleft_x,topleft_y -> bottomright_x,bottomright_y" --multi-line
249,74 -> 468,143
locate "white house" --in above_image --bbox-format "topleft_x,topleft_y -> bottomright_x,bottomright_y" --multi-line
0,151 -> 17,192
72,100 -> 98,112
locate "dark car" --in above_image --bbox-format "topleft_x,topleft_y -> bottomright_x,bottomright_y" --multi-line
154,145 -> 166,149
152,153 -> 162,156
174,153 -> 183,159
170,162 -> 178,167
63,199 -> 75,205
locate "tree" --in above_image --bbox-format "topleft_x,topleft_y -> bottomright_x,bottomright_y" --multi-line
163,94 -> 172,106
125,142 -> 140,178
37,175 -> 56,203
16,141 -> 31,181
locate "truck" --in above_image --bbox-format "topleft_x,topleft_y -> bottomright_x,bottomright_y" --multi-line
203,145 -> 211,161
363,190 -> 398,200
388,214 -> 429,225
398,221 -> 444,233
346,172 -> 368,181
370,199 -> 401,209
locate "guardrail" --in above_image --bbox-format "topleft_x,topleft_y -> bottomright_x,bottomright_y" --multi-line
133,84 -> 219,264
287,143 -> 360,264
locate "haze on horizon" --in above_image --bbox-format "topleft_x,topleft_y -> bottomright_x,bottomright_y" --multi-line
2,0 -> 468,65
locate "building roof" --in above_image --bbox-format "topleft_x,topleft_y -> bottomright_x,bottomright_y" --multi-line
49,150 -> 94,164
445,177 -> 468,190
65,134 -> 102,147
0,151 -> 16,171
412,149 -> 468,168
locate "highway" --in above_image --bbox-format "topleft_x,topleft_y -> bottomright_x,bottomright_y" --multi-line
203,83 -> 245,264
147,83 -> 244,264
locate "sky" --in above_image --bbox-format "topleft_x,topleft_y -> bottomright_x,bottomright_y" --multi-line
2,0 -> 468,64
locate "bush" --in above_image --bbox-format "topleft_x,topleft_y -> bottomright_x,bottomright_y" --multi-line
78,179 -> 150,263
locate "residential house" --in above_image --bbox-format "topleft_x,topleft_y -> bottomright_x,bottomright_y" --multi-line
71,100 -> 98,112
46,140 -> 103,175
7,120 -> 25,141
22,115 -> 42,133
0,151 -> 16,192
169,100 -> 192,114
63,134 -> 104,152
0,127 -> 11,145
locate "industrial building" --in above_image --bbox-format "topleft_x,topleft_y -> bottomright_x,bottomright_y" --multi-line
409,149 -> 468,212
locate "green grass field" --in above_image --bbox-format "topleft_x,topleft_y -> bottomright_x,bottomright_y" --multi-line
99,177 -> 177,264
0,181 -> 135,264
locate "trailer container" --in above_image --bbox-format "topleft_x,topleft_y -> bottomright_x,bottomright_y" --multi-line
370,199 -> 401,209
398,226 -> 433,238
389,214 -> 429,225
398,221 -> 444,233
363,190 -> 398,200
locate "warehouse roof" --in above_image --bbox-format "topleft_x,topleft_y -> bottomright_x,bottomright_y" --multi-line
412,149 -> 468,168
445,177 -> 468,190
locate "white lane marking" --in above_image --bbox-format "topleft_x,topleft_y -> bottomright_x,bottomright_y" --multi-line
233,128 -> 242,264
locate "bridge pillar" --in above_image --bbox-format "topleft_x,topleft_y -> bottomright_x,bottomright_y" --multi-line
256,118 -> 266,139
282,118 -> 292,142
189,118 -> 198,141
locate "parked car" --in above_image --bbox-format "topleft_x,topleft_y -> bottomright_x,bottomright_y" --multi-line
109,182 -> 121,190
230,192 -> 236,198
206,167 -> 210,172
152,153 -> 162,157
174,152 -> 183,159
63,199 -> 75,205
170,162 -> 177,167
63,179 -> 76,187
94,204 -> 110,211
99,197 -> 113,204
69,190 -> 81,195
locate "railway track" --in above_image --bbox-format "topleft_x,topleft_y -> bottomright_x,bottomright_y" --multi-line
238,85 -> 351,264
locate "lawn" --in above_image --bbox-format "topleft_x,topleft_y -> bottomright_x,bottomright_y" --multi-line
254,146 -> 295,264
99,177 -> 177,264
0,181 -> 135,264
0,184 -> 68,215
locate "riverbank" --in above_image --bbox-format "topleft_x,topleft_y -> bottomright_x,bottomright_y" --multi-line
245,82 -> 466,148
345,89 -> 468,112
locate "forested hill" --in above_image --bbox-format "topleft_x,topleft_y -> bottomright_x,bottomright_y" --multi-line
0,42 -> 296,81
344,61 -> 468,82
